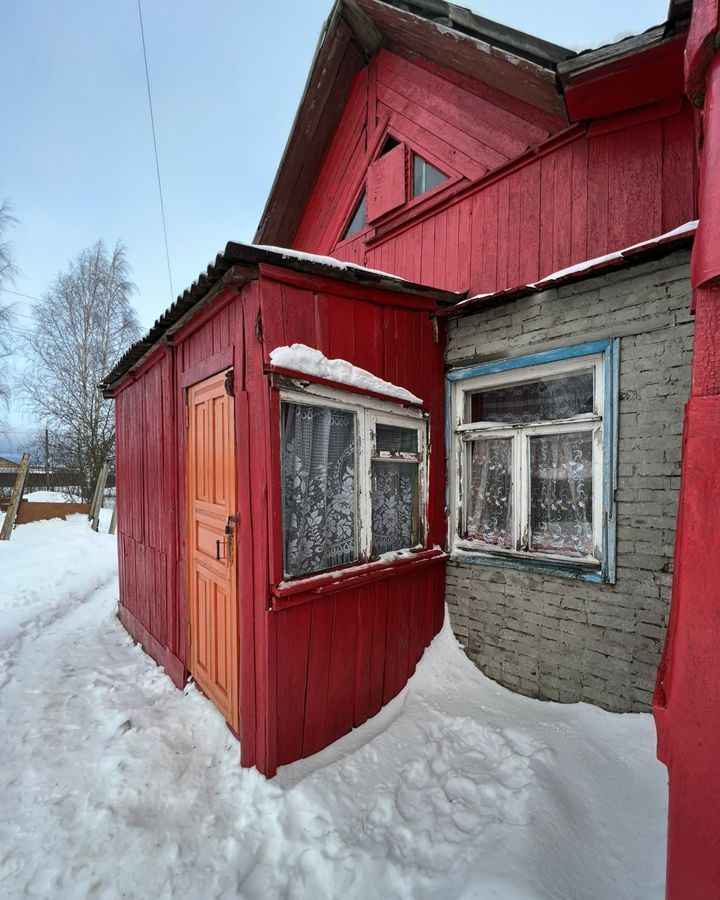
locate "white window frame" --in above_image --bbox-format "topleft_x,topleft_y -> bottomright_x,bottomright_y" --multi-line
279,382 -> 429,579
449,351 -> 611,573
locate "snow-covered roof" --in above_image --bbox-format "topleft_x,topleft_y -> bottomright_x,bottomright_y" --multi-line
446,220 -> 697,316
101,241 -> 462,393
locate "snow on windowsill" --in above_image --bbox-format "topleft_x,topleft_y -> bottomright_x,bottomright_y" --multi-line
456,220 -> 699,308
269,343 -> 423,405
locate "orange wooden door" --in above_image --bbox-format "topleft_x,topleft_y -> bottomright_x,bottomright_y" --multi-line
187,370 -> 239,732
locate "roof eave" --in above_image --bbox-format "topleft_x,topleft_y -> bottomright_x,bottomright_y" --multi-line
101,241 -> 463,395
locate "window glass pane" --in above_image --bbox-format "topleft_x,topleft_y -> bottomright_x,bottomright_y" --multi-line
466,438 -> 513,547
281,402 -> 357,577
371,461 -> 418,555
470,371 -> 594,423
376,423 -> 418,453
530,432 -> 594,558
343,192 -> 367,240
412,154 -> 447,197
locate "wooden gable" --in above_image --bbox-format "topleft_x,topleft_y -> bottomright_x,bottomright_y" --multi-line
293,47 -> 564,257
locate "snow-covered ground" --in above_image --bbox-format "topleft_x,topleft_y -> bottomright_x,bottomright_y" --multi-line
0,516 -> 668,899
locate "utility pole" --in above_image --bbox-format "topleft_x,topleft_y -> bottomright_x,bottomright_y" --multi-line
44,425 -> 49,492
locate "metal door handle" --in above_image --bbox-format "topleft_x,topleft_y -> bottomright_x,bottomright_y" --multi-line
215,539 -> 222,560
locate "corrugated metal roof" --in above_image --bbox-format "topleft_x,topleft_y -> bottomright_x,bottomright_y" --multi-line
101,241 -> 463,394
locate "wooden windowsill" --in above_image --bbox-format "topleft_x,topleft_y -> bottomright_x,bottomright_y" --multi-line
271,547 -> 447,610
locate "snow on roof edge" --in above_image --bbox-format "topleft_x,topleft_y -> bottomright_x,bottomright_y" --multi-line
252,243 -> 406,283
453,220 -> 698,311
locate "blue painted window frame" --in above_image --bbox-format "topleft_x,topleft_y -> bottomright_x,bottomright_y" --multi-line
446,339 -> 619,584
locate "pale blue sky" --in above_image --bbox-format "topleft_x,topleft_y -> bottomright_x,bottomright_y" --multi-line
0,0 -> 669,449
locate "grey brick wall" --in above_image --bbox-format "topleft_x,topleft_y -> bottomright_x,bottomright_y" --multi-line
445,250 -> 693,712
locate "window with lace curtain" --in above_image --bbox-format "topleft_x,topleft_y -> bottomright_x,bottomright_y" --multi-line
448,341 -> 618,583
280,390 -> 427,579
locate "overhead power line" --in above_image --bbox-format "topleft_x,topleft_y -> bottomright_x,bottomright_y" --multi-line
137,0 -> 174,304
0,287 -> 43,304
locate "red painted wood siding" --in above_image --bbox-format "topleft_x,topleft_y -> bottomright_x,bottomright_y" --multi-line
294,48 -> 564,257
114,272 -> 447,777
274,561 -> 445,766
293,51 -> 696,297
115,349 -> 177,674
253,270 -> 447,773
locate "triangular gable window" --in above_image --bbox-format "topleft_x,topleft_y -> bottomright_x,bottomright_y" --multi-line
342,191 -> 367,240
412,154 -> 447,198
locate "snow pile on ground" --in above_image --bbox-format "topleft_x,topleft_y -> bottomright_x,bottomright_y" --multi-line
270,343 -> 422,404
0,517 -> 667,899
23,490 -> 82,503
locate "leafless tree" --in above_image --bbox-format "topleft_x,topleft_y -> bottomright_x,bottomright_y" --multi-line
24,241 -> 141,501
0,196 -> 18,418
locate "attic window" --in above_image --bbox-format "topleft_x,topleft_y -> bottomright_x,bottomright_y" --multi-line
379,135 -> 400,157
342,192 -> 367,240
412,154 -> 447,198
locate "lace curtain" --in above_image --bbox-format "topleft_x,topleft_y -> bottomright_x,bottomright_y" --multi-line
371,461 -> 417,555
530,432 -> 593,557
281,403 -> 357,577
466,432 -> 593,557
471,371 -> 594,423
466,439 -> 512,547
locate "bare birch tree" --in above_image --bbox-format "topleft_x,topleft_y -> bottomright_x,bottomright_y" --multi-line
0,196 -> 18,417
24,241 -> 141,500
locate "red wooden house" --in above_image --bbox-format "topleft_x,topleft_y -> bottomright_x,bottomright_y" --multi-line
105,1 -> 720,893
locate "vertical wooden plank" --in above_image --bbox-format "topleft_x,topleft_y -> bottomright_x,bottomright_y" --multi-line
407,578 -> 420,679
408,222 -> 424,283
235,387 -> 257,767
469,191 -> 485,294
457,197 -> 472,294
608,121 -> 663,249
433,208 -> 448,289
326,294 -> 355,362
280,283 -> 316,348
382,307 -> 399,387
302,597 -> 336,758
382,588 -> 401,705
538,152 -> 555,279
519,162 -> 541,285
313,292 -> 330,356
496,177 -> 511,291
353,590 -> 375,726
242,281 -> 272,772
259,279 -> 285,362
433,564 -> 445,635
325,593 -> 359,742
352,301 -> 384,374
275,603 -> 312,766
662,105 -> 696,231
506,172 -> 522,288
588,133 -> 610,259
571,139 -> 589,264
445,202 -> 460,292
553,142 -> 573,272
483,182 -> 500,293
420,217 -> 436,286
394,589 -> 412,697
368,579 -> 389,717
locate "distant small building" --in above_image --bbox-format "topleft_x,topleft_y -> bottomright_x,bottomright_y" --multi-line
0,455 -> 20,472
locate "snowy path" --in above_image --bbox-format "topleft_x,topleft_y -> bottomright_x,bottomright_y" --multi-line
0,517 -> 668,899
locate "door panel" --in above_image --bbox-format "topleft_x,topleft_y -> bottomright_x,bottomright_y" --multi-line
187,370 -> 239,731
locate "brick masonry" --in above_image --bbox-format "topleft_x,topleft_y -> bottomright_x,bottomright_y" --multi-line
445,250 -> 694,712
